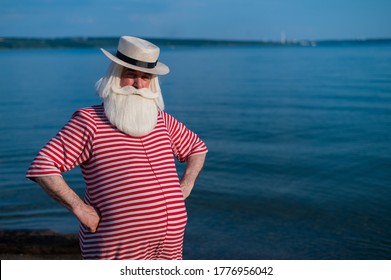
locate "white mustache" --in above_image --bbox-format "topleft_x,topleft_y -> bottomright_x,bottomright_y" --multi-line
111,85 -> 160,100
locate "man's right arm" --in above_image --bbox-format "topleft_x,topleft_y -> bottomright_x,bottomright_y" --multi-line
32,176 -> 100,233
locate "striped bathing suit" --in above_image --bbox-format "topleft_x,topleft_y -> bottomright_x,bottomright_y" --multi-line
26,104 -> 207,259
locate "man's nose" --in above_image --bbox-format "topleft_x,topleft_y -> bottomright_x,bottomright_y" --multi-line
133,77 -> 146,89
133,77 -> 141,89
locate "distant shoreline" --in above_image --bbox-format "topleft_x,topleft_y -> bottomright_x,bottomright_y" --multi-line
1,37 -> 391,50
0,229 -> 81,260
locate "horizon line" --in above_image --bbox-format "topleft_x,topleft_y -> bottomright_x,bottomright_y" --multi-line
1,36 -> 391,50
1,36 -> 391,42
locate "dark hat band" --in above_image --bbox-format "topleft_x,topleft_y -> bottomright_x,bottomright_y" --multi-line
116,51 -> 158,69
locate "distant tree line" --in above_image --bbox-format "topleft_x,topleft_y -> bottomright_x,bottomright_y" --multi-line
1,37 -> 390,49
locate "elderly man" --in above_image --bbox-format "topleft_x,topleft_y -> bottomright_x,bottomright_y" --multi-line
26,36 -> 207,260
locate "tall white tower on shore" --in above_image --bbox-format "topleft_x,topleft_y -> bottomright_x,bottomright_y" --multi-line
280,31 -> 286,44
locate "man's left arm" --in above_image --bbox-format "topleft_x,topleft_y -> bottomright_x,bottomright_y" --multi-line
180,153 -> 206,199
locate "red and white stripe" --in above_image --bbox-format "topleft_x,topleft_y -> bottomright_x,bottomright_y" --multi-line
26,104 -> 207,259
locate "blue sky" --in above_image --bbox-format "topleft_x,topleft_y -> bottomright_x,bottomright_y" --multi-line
1,0 -> 391,41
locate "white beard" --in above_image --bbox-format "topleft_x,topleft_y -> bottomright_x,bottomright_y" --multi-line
103,86 -> 162,137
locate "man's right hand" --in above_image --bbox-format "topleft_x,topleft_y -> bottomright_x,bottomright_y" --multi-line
75,204 -> 101,233
32,175 -> 101,233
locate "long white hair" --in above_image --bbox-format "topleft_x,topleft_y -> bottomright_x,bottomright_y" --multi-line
95,62 -> 165,111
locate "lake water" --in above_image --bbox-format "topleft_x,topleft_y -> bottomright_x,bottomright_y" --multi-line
0,44 -> 390,259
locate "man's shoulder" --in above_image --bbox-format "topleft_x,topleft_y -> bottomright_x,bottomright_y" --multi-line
159,111 -> 184,129
71,104 -> 105,123
79,104 -> 104,112
75,104 -> 104,116
159,110 -> 173,123
159,110 -> 175,120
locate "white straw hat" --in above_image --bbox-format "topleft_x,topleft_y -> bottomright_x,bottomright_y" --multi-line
100,36 -> 169,75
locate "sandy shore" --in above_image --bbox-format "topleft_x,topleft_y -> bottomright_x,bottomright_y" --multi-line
0,229 -> 81,260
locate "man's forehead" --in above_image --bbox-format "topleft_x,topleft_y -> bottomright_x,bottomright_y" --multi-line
123,68 -> 150,75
